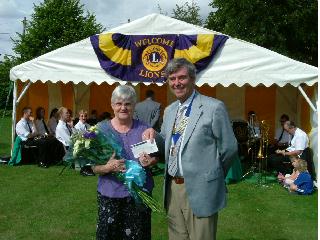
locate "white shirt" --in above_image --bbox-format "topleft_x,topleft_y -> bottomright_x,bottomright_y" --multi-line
171,90 -> 196,177
16,118 -> 36,141
47,117 -> 58,135
56,120 -> 74,147
74,121 -> 90,132
274,127 -> 291,144
286,128 -> 309,152
35,119 -> 49,135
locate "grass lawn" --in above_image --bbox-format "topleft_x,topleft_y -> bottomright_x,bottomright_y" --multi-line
0,116 -> 12,157
0,116 -> 317,239
0,165 -> 317,240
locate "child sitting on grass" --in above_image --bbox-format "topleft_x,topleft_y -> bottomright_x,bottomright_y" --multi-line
278,156 -> 313,195
277,155 -> 299,188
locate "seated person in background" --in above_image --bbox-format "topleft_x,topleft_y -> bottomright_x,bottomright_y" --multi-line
87,109 -> 98,125
278,155 -> 300,188
35,107 -> 50,136
47,108 -> 59,136
74,110 -> 95,177
98,111 -> 112,122
16,107 -> 62,167
247,111 -> 260,139
273,114 -> 290,150
67,109 -> 75,127
74,110 -> 90,131
56,107 -> 74,148
269,121 -> 309,174
247,111 -> 261,159
287,158 -> 313,195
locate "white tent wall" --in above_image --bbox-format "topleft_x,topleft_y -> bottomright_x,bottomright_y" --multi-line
47,82 -> 63,112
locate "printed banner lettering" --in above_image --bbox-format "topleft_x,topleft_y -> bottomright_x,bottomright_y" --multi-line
90,33 -> 228,83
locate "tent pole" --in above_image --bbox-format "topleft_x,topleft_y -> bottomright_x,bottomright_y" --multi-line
11,81 -> 17,155
16,81 -> 31,103
11,81 -> 32,155
298,85 -> 317,112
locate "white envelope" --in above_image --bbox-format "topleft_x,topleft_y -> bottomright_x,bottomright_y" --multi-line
130,139 -> 158,158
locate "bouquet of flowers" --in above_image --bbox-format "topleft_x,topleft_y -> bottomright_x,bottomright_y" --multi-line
62,126 -> 162,213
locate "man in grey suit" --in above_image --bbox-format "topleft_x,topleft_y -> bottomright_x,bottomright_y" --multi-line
143,58 -> 238,240
134,90 -> 161,131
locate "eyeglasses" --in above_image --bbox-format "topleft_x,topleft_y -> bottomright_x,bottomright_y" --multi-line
113,102 -> 133,108
168,75 -> 189,82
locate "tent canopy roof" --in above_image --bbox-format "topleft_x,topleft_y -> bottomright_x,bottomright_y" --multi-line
10,13 -> 318,87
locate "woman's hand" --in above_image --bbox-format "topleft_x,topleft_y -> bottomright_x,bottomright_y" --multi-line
139,152 -> 158,167
107,159 -> 126,173
106,152 -> 126,173
92,152 -> 126,174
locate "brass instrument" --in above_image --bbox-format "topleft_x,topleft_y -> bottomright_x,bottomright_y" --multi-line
256,120 -> 270,184
257,120 -> 270,159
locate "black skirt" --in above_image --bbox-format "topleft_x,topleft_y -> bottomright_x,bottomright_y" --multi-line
96,192 -> 151,240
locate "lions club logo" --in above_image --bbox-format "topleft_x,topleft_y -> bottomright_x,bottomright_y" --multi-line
142,45 -> 168,72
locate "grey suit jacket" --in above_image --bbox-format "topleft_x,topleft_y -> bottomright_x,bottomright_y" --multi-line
134,99 -> 161,128
157,92 -> 237,217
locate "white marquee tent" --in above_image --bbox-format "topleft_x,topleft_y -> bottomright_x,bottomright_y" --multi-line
10,13 -> 318,174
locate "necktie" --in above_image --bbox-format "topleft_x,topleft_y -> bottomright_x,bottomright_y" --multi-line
277,128 -> 284,143
168,105 -> 187,176
42,119 -> 49,134
66,123 -> 72,136
27,121 -> 32,133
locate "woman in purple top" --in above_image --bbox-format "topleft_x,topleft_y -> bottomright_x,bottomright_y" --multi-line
92,85 -> 158,240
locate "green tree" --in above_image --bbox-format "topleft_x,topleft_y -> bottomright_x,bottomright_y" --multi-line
13,0 -> 103,62
172,0 -> 203,26
206,0 -> 317,66
0,56 -> 18,109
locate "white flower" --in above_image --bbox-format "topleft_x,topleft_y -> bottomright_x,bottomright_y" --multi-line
89,125 -> 98,132
73,140 -> 82,156
84,139 -> 91,149
107,217 -> 114,223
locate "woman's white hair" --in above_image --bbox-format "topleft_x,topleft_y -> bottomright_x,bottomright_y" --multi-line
111,85 -> 137,104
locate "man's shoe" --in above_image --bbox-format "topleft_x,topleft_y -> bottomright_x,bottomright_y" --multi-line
80,168 -> 95,176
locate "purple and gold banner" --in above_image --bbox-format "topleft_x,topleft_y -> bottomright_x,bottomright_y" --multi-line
90,33 -> 228,83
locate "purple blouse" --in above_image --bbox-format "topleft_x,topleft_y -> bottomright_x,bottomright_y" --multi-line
97,119 -> 154,198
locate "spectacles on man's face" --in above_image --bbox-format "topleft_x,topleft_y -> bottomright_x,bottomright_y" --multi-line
168,74 -> 189,82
